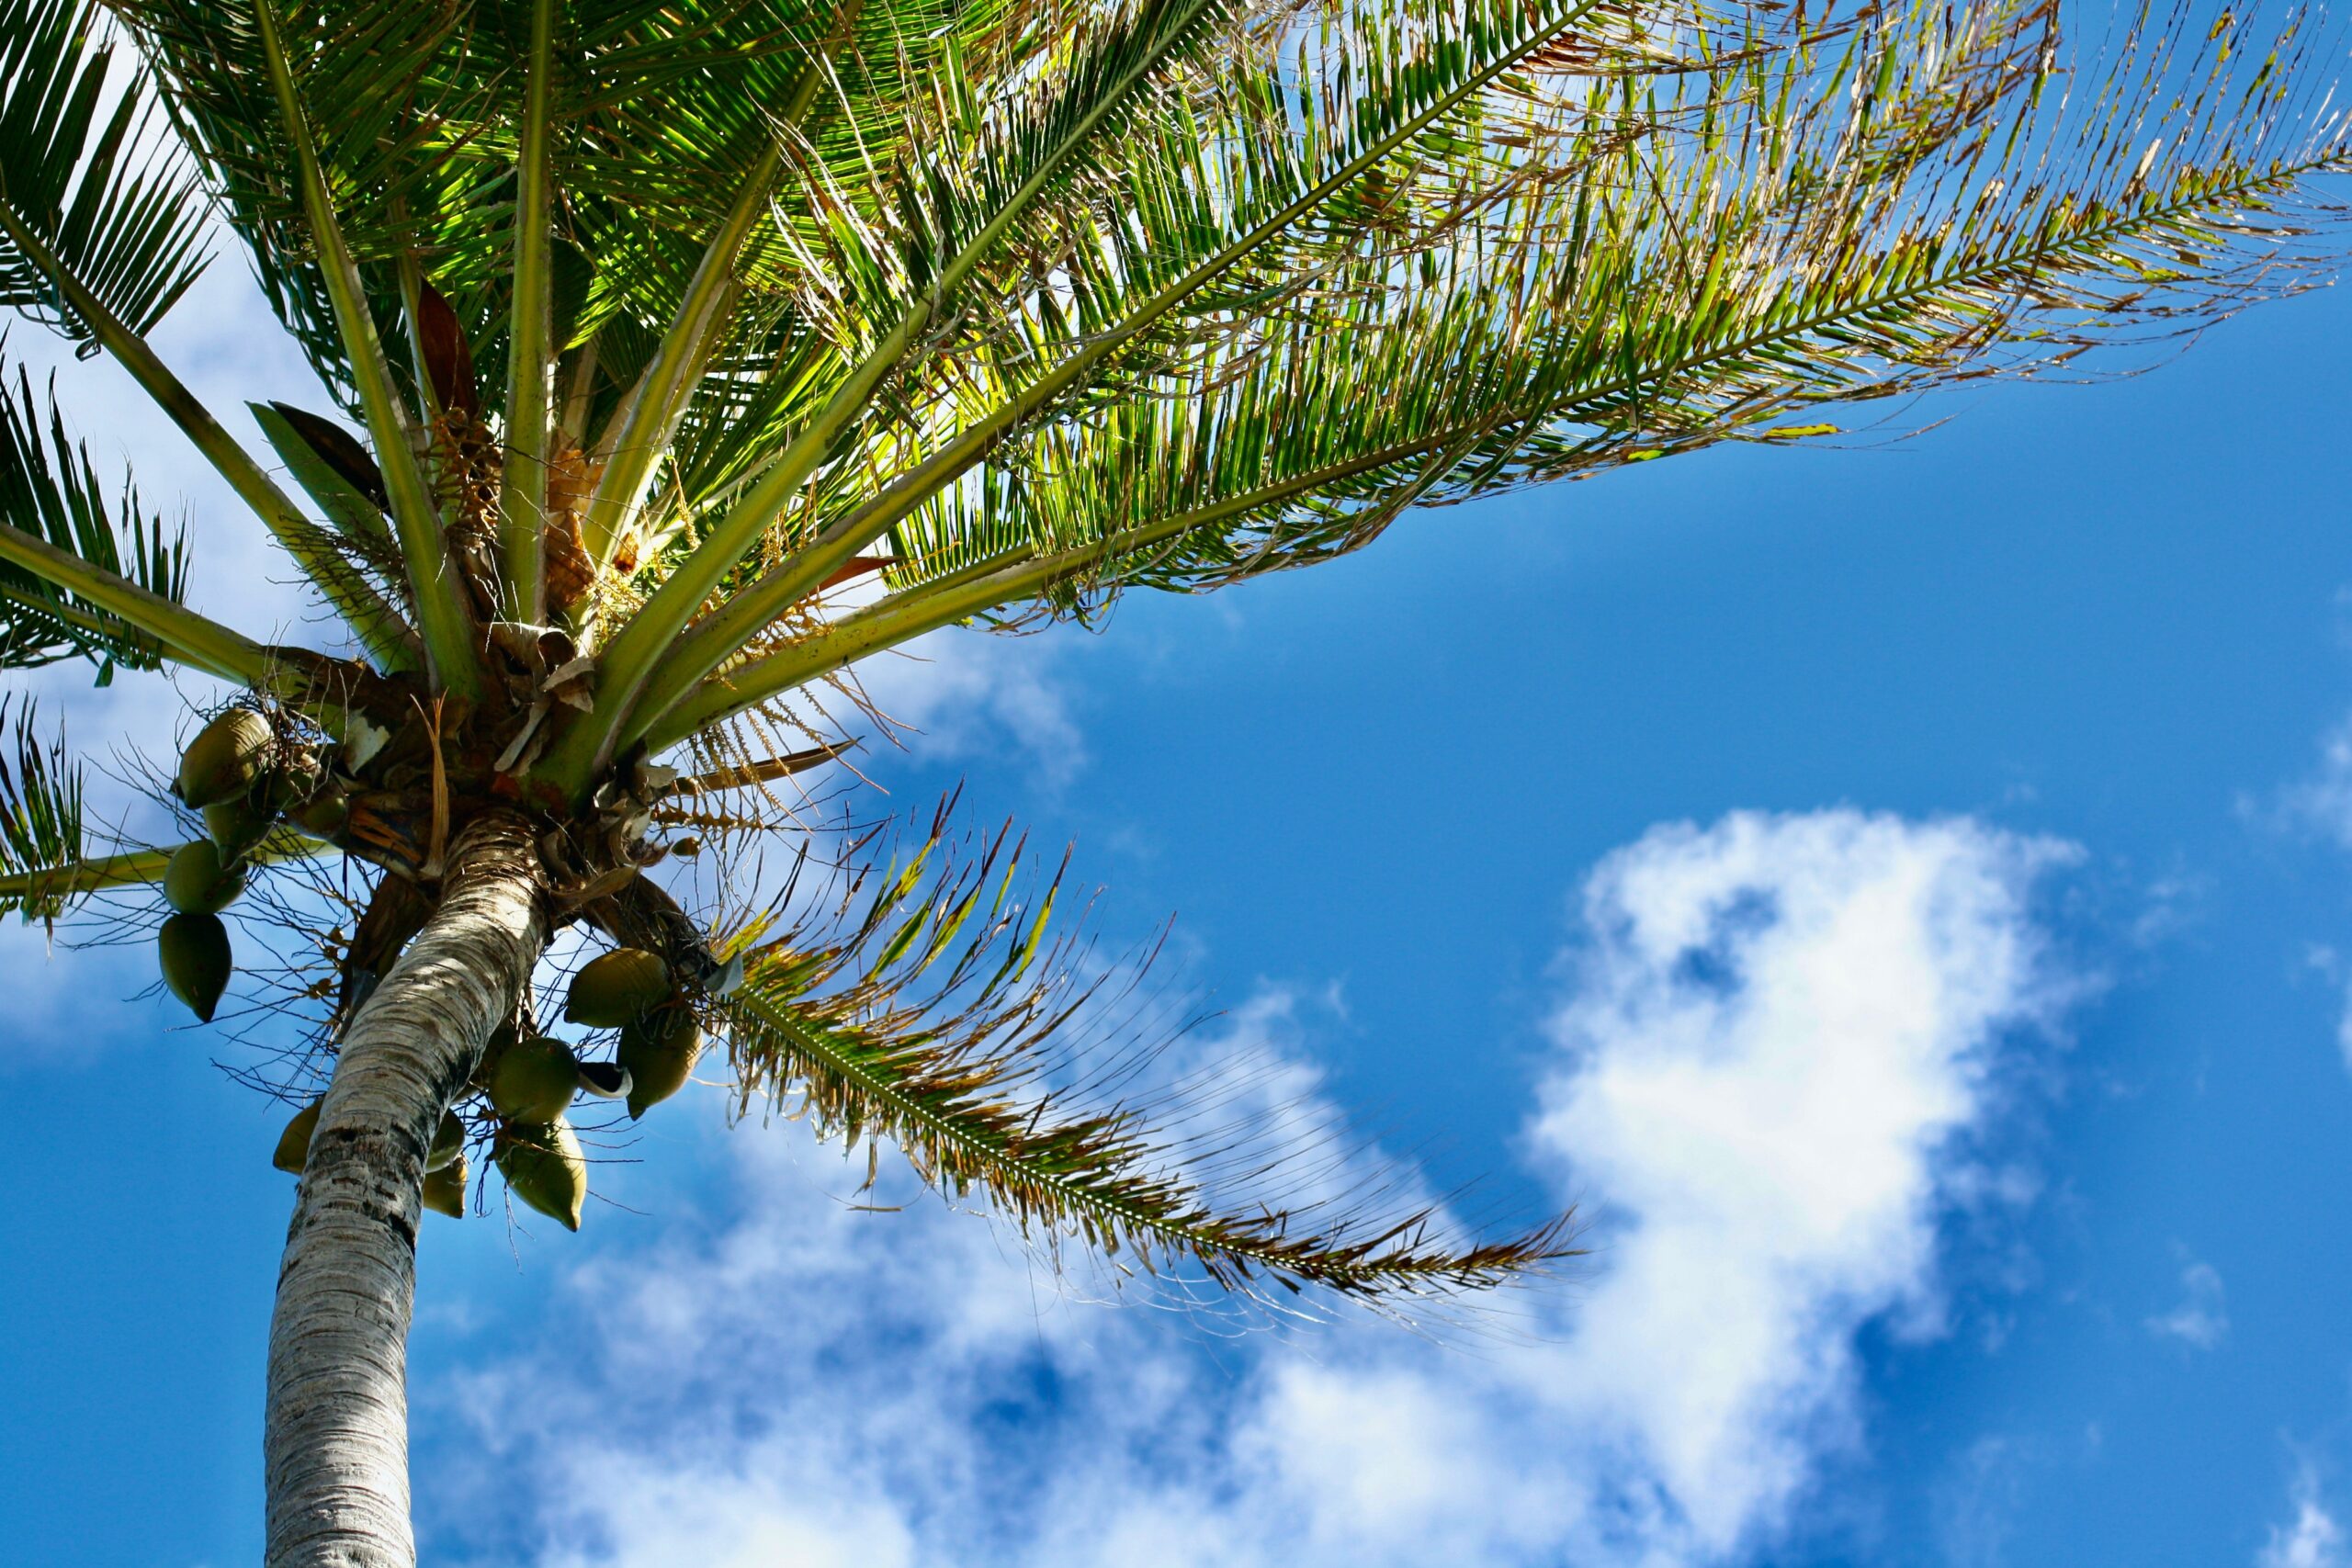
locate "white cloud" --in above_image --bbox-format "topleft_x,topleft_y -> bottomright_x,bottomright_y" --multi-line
2281,715 -> 2352,852
845,626 -> 1084,785
421,807 -> 2079,1568
2261,1468 -> 2348,1568
1518,810 -> 2075,1557
2145,1252 -> 2228,1349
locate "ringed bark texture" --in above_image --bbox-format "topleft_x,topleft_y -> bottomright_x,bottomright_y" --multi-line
264,812 -> 548,1568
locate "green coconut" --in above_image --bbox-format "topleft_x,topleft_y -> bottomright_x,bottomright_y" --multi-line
273,1098 -> 322,1173
422,1152 -> 469,1218
617,1010 -> 702,1119
427,1108 -> 466,1172
177,709 -> 272,808
163,839 -> 249,915
565,947 -> 672,1026
290,785 -> 350,840
203,794 -> 276,860
490,1035 -> 578,1123
159,910 -> 232,1022
497,1120 -> 586,1231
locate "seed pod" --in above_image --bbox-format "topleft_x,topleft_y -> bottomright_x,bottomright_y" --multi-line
422,1152 -> 469,1218
617,1009 -> 702,1119
158,910 -> 232,1022
273,1098 -> 322,1173
496,1119 -> 585,1231
564,947 -> 671,1027
178,709 -> 271,808
427,1109 -> 465,1173
490,1034 -> 578,1123
203,795 -> 275,861
163,840 -> 248,915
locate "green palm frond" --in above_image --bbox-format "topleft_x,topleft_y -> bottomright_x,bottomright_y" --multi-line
0,364 -> 188,680
628,0 -> 2352,744
0,1 -> 417,672
580,0 -> 1664,768
0,697 -> 85,921
864,0 -> 2345,594
107,0 -> 1036,421
719,809 -> 1577,1308
105,0 -> 470,412
0,0 -> 210,350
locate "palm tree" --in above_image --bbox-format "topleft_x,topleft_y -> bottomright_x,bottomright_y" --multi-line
0,0 -> 2343,1560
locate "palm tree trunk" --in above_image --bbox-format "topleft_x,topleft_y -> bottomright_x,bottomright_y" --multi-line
263,811 -> 548,1568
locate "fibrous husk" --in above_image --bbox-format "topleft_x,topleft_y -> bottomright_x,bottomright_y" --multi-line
164,840 -> 248,915
272,1098 -> 322,1173
422,1152 -> 469,1218
564,947 -> 671,1026
159,910 -> 232,1021
496,1119 -> 585,1231
178,710 -> 271,808
490,1034 -> 578,1123
427,1109 -> 465,1173
617,1009 -> 701,1119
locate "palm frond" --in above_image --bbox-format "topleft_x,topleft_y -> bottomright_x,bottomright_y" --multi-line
718,807 -> 1577,1310
0,3 -> 418,671
0,697 -> 85,922
0,363 -> 187,680
0,0 -> 210,348
634,0 -> 2352,742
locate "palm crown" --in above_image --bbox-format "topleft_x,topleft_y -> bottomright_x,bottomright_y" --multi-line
0,0 -> 2345,1560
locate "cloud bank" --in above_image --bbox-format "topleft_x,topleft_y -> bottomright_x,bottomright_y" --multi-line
424,808 -> 2078,1568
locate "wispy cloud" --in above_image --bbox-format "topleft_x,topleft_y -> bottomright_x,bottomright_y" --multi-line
2145,1252 -> 2229,1349
2278,714 -> 2352,853
847,627 -> 1084,785
422,808 -> 2080,1568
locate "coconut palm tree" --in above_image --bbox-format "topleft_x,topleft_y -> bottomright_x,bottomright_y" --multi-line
0,0 -> 2344,1561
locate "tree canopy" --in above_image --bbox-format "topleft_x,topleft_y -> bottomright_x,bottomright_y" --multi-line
0,0 -> 2345,1306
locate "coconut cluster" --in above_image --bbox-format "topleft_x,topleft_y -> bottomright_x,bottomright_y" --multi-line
159,708 -> 337,1021
266,943 -> 704,1232
162,698 -> 718,1232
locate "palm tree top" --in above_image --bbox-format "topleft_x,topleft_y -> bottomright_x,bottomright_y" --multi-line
0,0 -> 2346,1308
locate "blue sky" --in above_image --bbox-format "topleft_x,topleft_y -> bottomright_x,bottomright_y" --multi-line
3,122 -> 2352,1568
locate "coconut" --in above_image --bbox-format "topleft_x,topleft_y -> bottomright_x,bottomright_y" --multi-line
490,1034 -> 578,1123
203,794 -> 275,861
496,1119 -> 585,1231
427,1109 -> 466,1173
617,1010 -> 702,1119
163,839 -> 249,915
290,785 -> 350,840
159,910 -> 232,1021
177,709 -> 272,808
273,1098 -> 322,1173
564,947 -> 672,1026
422,1152 -> 469,1218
